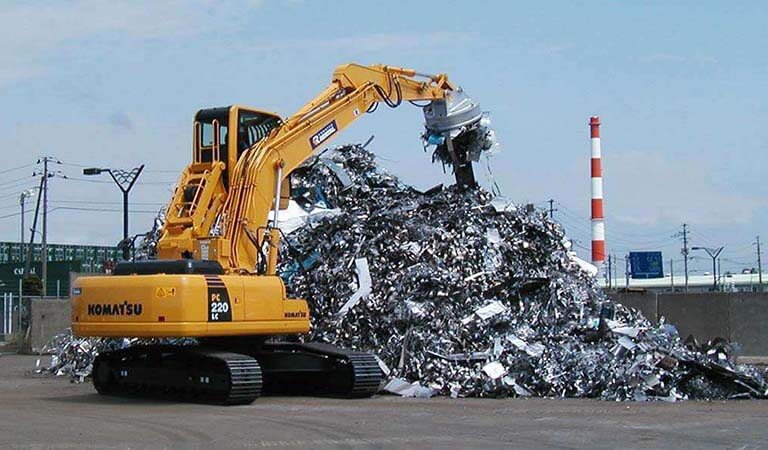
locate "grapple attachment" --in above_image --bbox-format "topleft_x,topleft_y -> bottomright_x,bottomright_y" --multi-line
422,88 -> 498,188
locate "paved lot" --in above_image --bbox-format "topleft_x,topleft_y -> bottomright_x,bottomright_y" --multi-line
1,354 -> 767,449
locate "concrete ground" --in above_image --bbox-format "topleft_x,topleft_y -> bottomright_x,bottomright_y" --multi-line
1,355 -> 767,449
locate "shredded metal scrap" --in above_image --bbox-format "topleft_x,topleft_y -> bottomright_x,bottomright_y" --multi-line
35,330 -> 195,382
279,144 -> 768,401
38,143 -> 768,401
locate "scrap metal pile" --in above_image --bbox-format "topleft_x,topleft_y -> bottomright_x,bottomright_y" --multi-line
36,143 -> 768,401
279,144 -> 768,401
35,331 -> 194,382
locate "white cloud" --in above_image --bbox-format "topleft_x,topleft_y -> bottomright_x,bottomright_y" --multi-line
0,1 -> 185,85
0,0 -> 264,86
0,1 -> 433,86
607,150 -> 764,227
638,53 -> 719,65
245,32 -> 472,53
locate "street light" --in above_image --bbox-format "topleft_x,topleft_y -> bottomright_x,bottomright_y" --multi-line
83,165 -> 145,260
692,246 -> 724,291
19,189 -> 36,263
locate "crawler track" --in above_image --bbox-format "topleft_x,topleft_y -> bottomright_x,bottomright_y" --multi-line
92,346 -> 262,405
91,342 -> 382,404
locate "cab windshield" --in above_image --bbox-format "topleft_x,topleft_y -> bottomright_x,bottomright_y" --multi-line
237,110 -> 281,156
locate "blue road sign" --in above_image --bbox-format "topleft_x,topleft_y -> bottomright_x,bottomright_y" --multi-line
629,251 -> 664,279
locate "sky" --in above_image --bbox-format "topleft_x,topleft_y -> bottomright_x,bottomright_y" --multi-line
0,0 -> 765,276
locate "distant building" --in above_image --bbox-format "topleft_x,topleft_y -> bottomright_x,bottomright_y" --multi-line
0,241 -> 119,273
0,241 -> 119,296
601,273 -> 765,293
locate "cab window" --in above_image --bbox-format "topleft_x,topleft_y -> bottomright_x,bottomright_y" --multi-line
238,111 -> 280,156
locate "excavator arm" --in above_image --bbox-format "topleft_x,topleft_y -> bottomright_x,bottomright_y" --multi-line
156,63 -> 484,274
220,63 -> 481,274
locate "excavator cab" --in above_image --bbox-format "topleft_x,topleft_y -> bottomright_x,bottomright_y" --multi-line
193,105 -> 282,188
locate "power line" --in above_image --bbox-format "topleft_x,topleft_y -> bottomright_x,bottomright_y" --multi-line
720,257 -> 753,267
51,206 -> 160,214
0,211 -> 22,219
64,177 -> 174,186
62,159 -> 181,175
0,179 -> 38,193
0,188 -> 37,201
555,201 -> 683,239
63,177 -> 112,184
58,161 -> 86,168
136,181 -> 175,186
0,175 -> 35,188
555,211 -> 678,249
0,163 -> 34,175
51,200 -> 165,206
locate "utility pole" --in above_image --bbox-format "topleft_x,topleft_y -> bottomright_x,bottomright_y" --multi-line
547,199 -> 557,220
33,157 -> 62,297
670,259 -> 675,291
607,255 -> 612,289
625,254 -> 630,290
682,224 -> 689,292
20,196 -> 24,259
757,236 -> 763,292
41,157 -> 49,297
24,177 -> 45,281
673,224 -> 690,292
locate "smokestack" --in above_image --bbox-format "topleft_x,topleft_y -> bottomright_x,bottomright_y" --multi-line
590,116 -> 606,273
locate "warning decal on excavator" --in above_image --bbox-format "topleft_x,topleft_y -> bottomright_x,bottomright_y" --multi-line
204,275 -> 232,322
155,287 -> 176,298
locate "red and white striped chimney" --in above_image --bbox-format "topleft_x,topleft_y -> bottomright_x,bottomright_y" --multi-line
590,116 -> 606,273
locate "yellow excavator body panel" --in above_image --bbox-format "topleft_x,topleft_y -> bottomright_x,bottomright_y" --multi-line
71,274 -> 309,338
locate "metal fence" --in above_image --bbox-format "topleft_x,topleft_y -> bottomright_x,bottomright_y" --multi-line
0,274 -> 72,298
1,292 -> 21,336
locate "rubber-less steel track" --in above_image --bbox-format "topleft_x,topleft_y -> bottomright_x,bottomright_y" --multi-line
252,342 -> 382,398
345,352 -> 383,398
91,342 -> 382,404
92,346 -> 262,405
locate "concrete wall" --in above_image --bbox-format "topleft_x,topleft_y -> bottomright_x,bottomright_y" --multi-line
27,298 -> 71,353
610,291 -> 768,356
22,291 -> 768,356
609,291 -> 658,322
657,293 -> 731,343
727,294 -> 768,356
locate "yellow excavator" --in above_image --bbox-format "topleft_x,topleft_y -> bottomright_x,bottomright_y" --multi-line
71,63 -> 485,404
